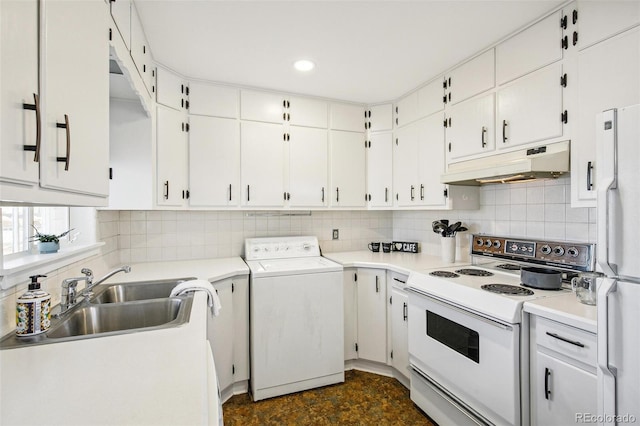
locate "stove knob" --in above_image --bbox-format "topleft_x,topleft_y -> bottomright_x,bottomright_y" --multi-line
567,247 -> 579,257
541,245 -> 552,255
485,239 -> 492,247
492,240 -> 501,249
475,238 -> 484,247
553,246 -> 565,256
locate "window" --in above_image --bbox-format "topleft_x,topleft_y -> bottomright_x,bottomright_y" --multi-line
2,207 -> 70,258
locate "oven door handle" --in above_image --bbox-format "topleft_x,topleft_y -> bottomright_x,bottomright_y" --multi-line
408,288 -> 513,331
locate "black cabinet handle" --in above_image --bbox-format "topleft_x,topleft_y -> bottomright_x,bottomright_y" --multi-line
375,276 -> 379,293
385,187 -> 388,203
586,161 -> 593,191
336,187 -> 339,203
420,184 -> 424,201
22,93 -> 41,162
573,31 -> 578,46
546,332 -> 585,347
545,368 -> 551,400
403,302 -> 408,321
56,114 -> 71,171
393,277 -> 406,284
321,187 -> 325,203
481,126 -> 487,147
247,185 -> 250,202
163,181 -> 169,200
502,120 -> 508,143
410,185 -> 415,201
229,184 -> 232,201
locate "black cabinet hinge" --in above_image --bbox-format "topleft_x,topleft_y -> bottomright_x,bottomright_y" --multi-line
354,273 -> 357,282
390,350 -> 394,359
572,9 -> 578,25
389,296 -> 392,305
443,95 -> 447,104
448,142 -> 452,153
232,282 -> 235,292
232,364 -> 235,375
573,31 -> 578,46
561,35 -> 568,49
560,15 -> 567,29
560,73 -> 568,87
561,110 -> 568,124
443,188 -> 448,198
355,343 -> 359,352
443,119 -> 448,128
109,168 -> 113,180
109,28 -> 112,41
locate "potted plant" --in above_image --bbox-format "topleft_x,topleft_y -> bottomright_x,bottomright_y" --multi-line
30,226 -> 74,254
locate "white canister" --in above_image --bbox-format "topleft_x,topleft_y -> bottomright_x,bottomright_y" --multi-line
441,236 -> 456,263
16,275 -> 51,336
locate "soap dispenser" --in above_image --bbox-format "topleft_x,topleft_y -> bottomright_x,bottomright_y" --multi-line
16,274 -> 51,336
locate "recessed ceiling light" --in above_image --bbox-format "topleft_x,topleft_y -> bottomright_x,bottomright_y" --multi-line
293,59 -> 315,72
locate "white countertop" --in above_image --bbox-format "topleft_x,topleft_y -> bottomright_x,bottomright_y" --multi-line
115,257 -> 249,283
323,250 -> 470,276
524,293 -> 597,333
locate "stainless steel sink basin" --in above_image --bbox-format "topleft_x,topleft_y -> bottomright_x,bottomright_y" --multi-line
47,298 -> 191,339
90,278 -> 196,304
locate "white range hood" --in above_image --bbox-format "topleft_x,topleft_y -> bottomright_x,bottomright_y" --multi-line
441,140 -> 570,185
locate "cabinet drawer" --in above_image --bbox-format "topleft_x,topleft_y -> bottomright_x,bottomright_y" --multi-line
388,271 -> 408,290
535,316 -> 596,367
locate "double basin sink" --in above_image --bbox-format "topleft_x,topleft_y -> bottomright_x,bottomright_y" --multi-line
1,278 -> 196,348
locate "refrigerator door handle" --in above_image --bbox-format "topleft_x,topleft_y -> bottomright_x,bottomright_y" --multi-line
597,109 -> 618,277
597,277 -> 618,425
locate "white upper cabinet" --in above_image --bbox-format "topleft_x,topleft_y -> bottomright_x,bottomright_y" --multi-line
497,63 -> 564,149
156,67 -> 187,112
188,115 -> 240,207
110,0 -> 131,49
288,96 -> 328,128
330,102 -> 365,132
393,123 -> 419,207
240,121 -> 285,207
447,93 -> 495,162
156,105 -> 188,207
288,126 -> 328,207
368,104 -> 393,132
330,130 -> 366,207
577,1 -> 640,50
188,83 -> 238,119
395,91 -> 418,127
416,113 -> 448,207
574,27 -> 640,206
446,50 -> 495,105
0,0 -> 39,187
367,133 -> 393,208
130,3 -> 153,96
417,78 -> 445,119
240,90 -> 285,124
496,11 -> 563,85
39,0 -> 110,198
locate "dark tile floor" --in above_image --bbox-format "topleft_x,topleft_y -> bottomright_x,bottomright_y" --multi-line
222,370 -> 436,425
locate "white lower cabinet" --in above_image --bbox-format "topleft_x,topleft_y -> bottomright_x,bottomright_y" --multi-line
210,276 -> 249,396
356,269 -> 387,363
388,274 -> 409,379
529,315 -> 597,426
330,130 -> 366,207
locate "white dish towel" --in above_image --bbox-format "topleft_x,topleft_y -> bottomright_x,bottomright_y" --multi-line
170,279 -> 222,316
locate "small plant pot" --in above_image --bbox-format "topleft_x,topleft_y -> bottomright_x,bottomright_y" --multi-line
38,241 -> 60,254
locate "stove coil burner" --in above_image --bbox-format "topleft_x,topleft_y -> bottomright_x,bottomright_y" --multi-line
429,271 -> 460,278
496,263 -> 521,271
481,284 -> 534,296
456,268 -> 494,277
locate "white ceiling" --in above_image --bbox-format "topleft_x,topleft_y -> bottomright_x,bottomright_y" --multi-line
135,0 -> 564,104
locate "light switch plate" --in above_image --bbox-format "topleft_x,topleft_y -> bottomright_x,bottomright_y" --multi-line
332,229 -> 339,240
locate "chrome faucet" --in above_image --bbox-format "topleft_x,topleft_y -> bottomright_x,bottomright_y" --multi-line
55,265 -> 131,317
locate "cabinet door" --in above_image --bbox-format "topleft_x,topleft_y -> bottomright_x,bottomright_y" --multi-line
329,130 -> 366,207
447,50 -> 495,105
447,93 -> 495,161
188,116 -> 240,207
188,83 -> 238,119
240,121 -> 285,207
532,351 -> 597,426
240,90 -> 285,124
574,28 -> 640,206
232,277 -> 249,382
110,0 -> 131,48
210,279 -> 234,392
288,126 -> 327,207
497,63 -> 563,149
392,123 -> 419,207
496,11 -> 563,85
288,96 -> 327,128
396,91 -> 418,127
156,106 -> 188,206
330,103 -> 365,132
0,0 -> 39,186
367,133 -> 393,208
130,4 -> 153,96
417,114 -> 447,207
356,269 -> 387,363
577,1 -> 640,50
156,67 -> 186,111
344,270 -> 358,361
40,0 -> 110,197
368,104 -> 393,132
417,78 -> 444,119
391,288 -> 409,378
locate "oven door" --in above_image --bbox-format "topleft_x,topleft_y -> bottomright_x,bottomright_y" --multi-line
408,289 -> 521,426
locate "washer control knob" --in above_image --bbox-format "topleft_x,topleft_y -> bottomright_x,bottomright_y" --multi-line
485,239 -> 492,247
492,240 -> 501,249
511,244 -> 519,252
475,238 -> 484,247
567,247 -> 579,257
541,245 -> 552,255
520,246 -> 528,252
553,246 -> 565,256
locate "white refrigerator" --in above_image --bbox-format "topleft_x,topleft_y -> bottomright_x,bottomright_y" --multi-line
596,104 -> 640,425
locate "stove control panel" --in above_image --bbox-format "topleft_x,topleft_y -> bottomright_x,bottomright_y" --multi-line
472,234 -> 595,272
